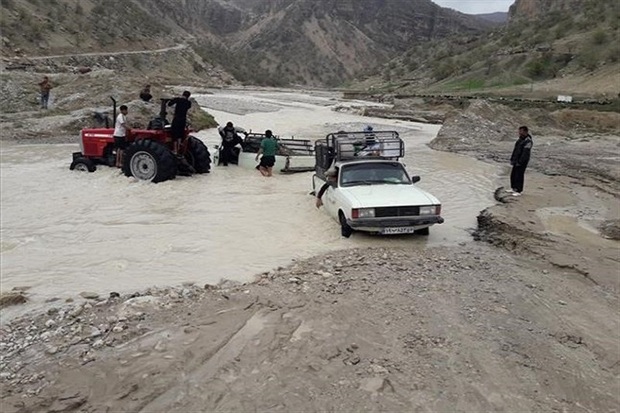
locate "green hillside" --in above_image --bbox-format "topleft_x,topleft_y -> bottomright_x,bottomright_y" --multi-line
355,0 -> 620,97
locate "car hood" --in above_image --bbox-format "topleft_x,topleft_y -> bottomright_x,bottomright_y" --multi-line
340,184 -> 440,207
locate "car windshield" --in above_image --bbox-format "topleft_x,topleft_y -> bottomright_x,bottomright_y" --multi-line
340,163 -> 411,187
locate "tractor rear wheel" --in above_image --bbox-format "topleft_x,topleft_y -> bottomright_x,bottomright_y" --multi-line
186,136 -> 211,173
122,139 -> 177,183
70,157 -> 96,173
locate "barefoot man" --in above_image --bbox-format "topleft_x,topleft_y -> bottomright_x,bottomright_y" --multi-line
255,130 -> 279,177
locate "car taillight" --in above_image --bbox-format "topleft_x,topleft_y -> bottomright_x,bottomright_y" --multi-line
436,205 -> 442,215
352,209 -> 359,219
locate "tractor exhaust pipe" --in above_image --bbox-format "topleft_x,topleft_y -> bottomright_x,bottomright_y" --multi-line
110,96 -> 117,129
159,98 -> 169,123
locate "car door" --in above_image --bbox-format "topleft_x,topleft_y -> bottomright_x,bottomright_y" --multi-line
323,184 -> 339,220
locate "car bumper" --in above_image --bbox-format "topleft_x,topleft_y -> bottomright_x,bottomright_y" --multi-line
347,215 -> 444,230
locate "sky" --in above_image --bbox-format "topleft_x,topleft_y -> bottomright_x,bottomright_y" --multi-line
432,0 -> 515,14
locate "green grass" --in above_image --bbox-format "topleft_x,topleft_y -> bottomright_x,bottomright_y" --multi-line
442,78 -> 486,91
487,74 -> 531,88
189,108 -> 218,131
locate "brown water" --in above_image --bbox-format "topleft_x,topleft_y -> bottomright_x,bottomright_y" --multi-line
0,90 -> 500,305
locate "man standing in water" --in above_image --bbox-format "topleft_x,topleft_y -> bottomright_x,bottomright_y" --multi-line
167,91 -> 192,141
255,130 -> 278,177
218,122 -> 244,166
508,126 -> 533,197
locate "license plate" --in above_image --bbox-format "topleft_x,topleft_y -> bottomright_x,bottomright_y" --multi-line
381,227 -> 417,235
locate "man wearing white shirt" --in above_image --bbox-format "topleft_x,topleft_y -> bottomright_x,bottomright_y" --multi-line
114,105 -> 130,167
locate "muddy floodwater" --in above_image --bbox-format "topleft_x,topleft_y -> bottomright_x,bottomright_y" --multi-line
0,90 -> 500,306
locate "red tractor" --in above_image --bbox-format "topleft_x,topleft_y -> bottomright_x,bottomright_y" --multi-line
69,97 -> 211,183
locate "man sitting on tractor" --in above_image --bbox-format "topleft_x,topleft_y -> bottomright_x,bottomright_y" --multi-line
113,105 -> 130,167
167,91 -> 192,141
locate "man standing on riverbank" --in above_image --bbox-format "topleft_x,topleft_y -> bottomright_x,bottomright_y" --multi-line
38,76 -> 52,109
508,126 -> 533,197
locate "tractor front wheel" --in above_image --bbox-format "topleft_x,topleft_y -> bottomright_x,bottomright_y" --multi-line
122,140 -> 177,183
186,136 -> 211,173
70,157 -> 96,173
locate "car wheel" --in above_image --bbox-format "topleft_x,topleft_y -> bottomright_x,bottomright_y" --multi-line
416,227 -> 430,236
70,157 -> 96,173
339,211 -> 353,238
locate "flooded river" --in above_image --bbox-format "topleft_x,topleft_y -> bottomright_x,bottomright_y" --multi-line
0,90 -> 500,306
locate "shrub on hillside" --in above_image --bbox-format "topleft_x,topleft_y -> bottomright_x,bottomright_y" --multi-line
432,59 -> 457,80
554,16 -> 574,39
592,29 -> 608,45
525,52 -> 568,79
606,47 -> 619,63
577,50 -> 599,71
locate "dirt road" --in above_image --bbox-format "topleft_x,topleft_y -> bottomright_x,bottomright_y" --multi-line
1,246 -> 618,412
23,44 -> 188,61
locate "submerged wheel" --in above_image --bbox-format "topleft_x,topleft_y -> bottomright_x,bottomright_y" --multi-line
416,227 -> 430,236
339,211 -> 353,238
103,144 -> 116,167
122,139 -> 177,183
186,136 -> 211,173
70,157 -> 96,173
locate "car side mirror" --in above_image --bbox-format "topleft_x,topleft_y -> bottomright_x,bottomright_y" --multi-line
411,175 -> 421,184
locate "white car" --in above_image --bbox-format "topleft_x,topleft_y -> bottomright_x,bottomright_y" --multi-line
312,131 -> 444,237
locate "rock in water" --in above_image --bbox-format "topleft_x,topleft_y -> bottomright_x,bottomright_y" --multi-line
0,292 -> 27,309
80,292 -> 100,300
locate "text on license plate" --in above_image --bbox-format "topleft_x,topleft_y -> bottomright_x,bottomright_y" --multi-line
382,227 -> 417,235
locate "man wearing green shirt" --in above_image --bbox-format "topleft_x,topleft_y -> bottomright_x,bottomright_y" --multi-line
255,130 -> 279,177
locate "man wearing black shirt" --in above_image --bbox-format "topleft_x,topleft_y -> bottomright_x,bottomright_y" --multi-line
508,126 -> 533,197
167,91 -> 192,140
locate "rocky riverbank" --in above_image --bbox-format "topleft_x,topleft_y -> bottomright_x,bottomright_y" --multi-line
0,68 -> 220,143
2,246 -> 618,412
424,99 -> 619,293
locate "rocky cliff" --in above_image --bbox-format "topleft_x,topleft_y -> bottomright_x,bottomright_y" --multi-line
0,0 -> 491,87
